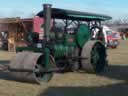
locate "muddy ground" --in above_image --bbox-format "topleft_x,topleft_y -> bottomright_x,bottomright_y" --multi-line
0,40 -> 127,96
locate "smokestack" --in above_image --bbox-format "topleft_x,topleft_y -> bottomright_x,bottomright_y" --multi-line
43,4 -> 52,42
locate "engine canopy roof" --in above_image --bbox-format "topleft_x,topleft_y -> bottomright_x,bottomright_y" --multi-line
37,8 -> 112,21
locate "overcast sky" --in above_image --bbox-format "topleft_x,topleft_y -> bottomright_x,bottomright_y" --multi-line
0,0 -> 127,19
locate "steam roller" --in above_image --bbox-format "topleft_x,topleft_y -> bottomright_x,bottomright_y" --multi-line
1,3 -> 111,84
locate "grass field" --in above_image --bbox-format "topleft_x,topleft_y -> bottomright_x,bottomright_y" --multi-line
0,40 -> 127,96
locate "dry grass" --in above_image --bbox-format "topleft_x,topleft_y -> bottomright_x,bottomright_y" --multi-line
0,40 -> 127,96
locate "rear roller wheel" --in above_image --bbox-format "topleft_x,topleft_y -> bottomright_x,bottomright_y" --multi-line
81,40 -> 106,73
9,52 -> 55,84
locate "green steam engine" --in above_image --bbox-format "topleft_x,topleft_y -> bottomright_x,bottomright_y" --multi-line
9,4 -> 112,84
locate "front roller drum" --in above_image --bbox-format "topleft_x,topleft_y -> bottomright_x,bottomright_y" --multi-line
81,40 -> 106,73
9,52 -> 55,84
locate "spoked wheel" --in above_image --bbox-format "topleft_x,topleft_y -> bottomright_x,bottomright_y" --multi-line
81,40 -> 106,73
35,55 -> 56,83
9,52 -> 55,84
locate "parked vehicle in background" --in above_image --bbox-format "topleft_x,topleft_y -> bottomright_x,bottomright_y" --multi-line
103,26 -> 121,48
107,31 -> 121,48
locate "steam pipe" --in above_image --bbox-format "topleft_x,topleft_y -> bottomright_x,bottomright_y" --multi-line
43,4 -> 52,42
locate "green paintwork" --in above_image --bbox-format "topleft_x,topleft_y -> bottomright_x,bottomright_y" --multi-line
54,44 -> 75,58
76,24 -> 90,48
16,47 -> 43,52
51,34 -> 76,58
40,48 -> 53,82
37,8 -> 112,21
64,34 -> 76,46
91,47 -> 100,65
40,73 -> 53,82
68,14 -> 110,20
44,48 -> 50,68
